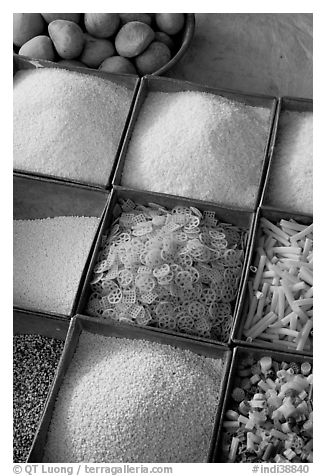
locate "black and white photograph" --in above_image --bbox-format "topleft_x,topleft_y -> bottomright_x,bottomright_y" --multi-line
10,5 -> 316,473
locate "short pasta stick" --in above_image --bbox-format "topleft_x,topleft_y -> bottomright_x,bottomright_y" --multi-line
277,287 -> 285,318
272,339 -> 298,349
282,260 -> 312,269
256,282 -> 270,318
262,228 -> 290,247
304,287 -> 313,298
279,219 -> 307,232
299,267 -> 313,286
293,298 -> 313,308
253,254 -> 267,291
260,217 -> 290,241
270,286 -> 279,312
290,224 -> 313,243
244,295 -> 258,330
244,312 -> 277,340
291,281 -> 308,292
290,313 -> 298,331
269,328 -> 299,338
272,246 -> 301,255
296,319 -> 313,351
302,238 -> 313,260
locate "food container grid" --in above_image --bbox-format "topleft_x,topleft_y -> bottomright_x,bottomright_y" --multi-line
13,61 -> 313,462
112,75 -> 278,211
213,345 -> 313,462
27,314 -> 232,463
13,173 -> 110,319
14,309 -> 70,463
260,96 -> 313,214
231,206 -> 313,356
76,185 -> 256,347
13,54 -> 140,190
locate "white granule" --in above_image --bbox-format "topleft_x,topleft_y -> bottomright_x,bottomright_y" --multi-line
43,333 -> 225,463
121,91 -> 271,208
265,110 -> 313,214
14,216 -> 99,315
14,68 -> 133,186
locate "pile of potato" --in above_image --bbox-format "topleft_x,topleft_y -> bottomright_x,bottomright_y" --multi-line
13,13 -> 186,75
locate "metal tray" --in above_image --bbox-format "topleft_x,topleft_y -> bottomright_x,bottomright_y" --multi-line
213,345 -> 313,462
232,206 -> 313,356
13,173 -> 110,318
260,96 -> 313,214
14,309 -> 69,463
13,54 -> 140,190
76,185 -> 256,347
28,314 -> 232,463
112,75 -> 277,211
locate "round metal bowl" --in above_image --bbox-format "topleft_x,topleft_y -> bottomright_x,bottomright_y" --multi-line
151,13 -> 196,76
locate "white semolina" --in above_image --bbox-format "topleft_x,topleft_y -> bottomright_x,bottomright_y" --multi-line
43,333 -> 225,463
121,91 -> 271,208
14,68 -> 133,186
265,110 -> 313,214
13,216 -> 99,315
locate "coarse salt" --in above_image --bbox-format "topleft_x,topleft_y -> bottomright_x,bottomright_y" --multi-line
14,68 -> 133,186
265,110 -> 313,214
14,216 -> 99,315
43,333 -> 226,463
121,91 -> 271,208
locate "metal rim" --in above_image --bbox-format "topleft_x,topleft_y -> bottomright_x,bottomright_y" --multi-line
150,13 -> 196,76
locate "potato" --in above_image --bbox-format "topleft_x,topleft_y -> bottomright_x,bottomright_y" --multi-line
99,56 -> 137,74
58,59 -> 86,68
135,41 -> 171,75
48,20 -> 84,59
18,35 -> 55,61
119,13 -> 151,25
41,13 -> 81,24
13,13 -> 45,47
80,34 -> 115,68
115,21 -> 155,58
84,13 -> 120,38
155,13 -> 185,35
154,31 -> 174,50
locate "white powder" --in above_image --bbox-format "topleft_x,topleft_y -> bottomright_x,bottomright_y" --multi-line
14,216 -> 99,315
121,91 -> 271,208
14,68 -> 133,186
43,333 -> 225,463
265,110 -> 313,214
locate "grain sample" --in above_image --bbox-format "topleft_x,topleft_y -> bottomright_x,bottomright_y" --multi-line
13,334 -> 64,463
14,216 -> 99,315
265,110 -> 313,214
43,333 -> 225,462
122,91 -> 271,208
14,68 -> 133,186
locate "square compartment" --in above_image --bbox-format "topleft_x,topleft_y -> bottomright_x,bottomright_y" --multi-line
13,174 -> 109,318
232,207 -> 313,356
28,314 -> 232,463
261,97 -> 313,215
113,75 -> 277,211
76,185 -> 255,346
14,309 -> 69,463
13,55 -> 140,189
213,346 -> 313,462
